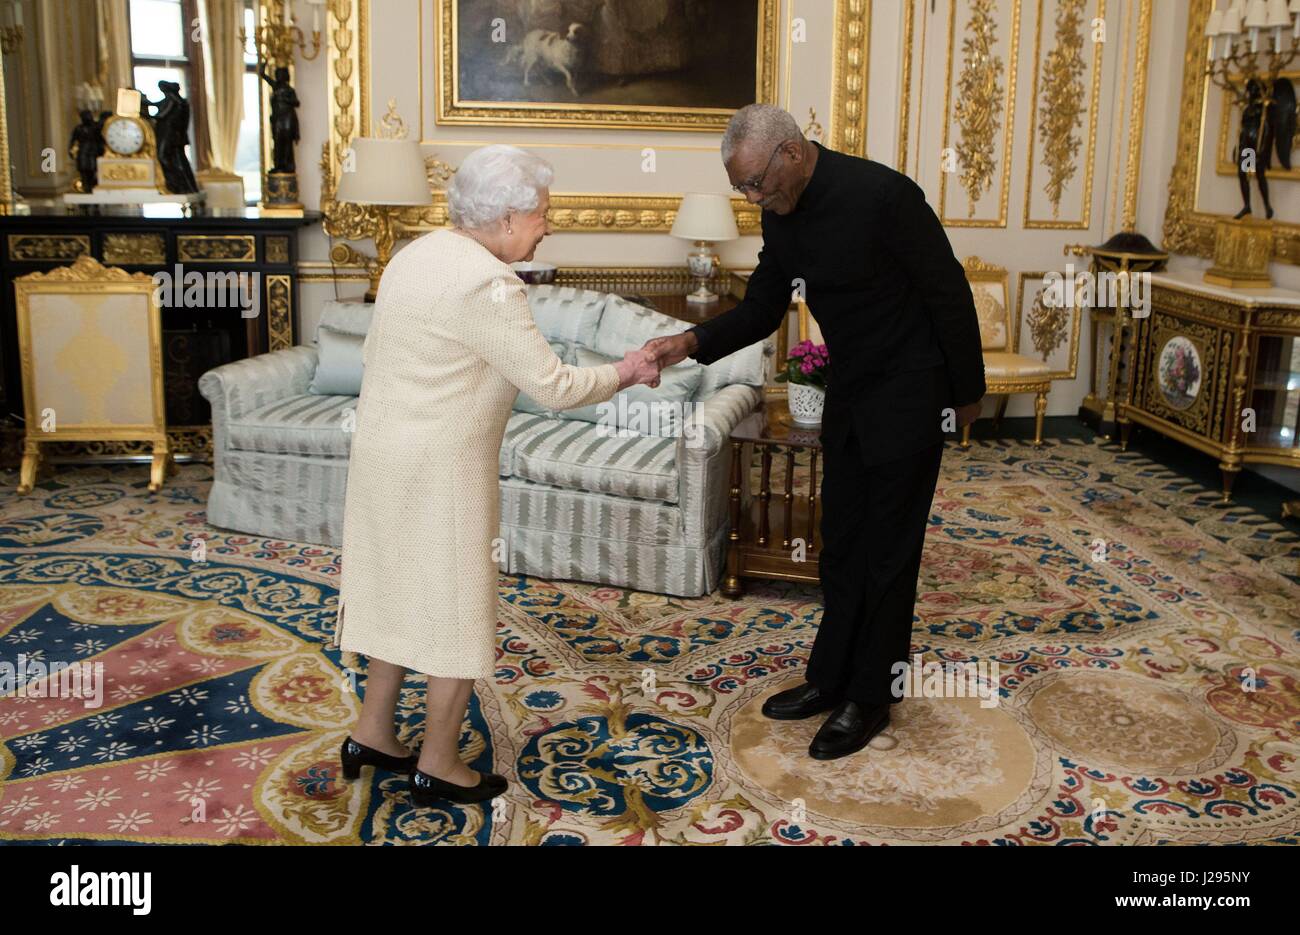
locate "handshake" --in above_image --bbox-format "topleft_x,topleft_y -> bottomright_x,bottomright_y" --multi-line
613,332 -> 701,391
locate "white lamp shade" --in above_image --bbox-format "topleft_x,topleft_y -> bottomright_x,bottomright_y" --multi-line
1207,9 -> 1225,35
670,193 -> 739,241
1222,4 -> 1243,32
1266,0 -> 1290,26
335,138 -> 433,206
1290,0 -> 1300,14
1245,0 -> 1270,27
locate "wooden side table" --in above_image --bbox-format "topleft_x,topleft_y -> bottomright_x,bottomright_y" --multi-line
723,400 -> 824,597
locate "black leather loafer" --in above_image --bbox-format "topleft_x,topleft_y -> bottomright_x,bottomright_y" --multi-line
808,701 -> 890,760
340,735 -> 418,780
761,680 -> 844,720
410,767 -> 509,807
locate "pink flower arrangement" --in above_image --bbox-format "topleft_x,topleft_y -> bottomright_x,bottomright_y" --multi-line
777,339 -> 829,388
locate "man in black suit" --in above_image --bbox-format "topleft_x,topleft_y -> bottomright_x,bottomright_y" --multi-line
644,105 -> 986,760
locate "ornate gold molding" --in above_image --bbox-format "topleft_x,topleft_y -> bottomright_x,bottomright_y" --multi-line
830,0 -> 871,157
389,191 -> 760,237
178,235 -> 256,263
896,0 -> 915,172
1121,0 -> 1152,231
0,426 -> 214,465
7,235 -> 92,262
940,0 -> 1021,227
104,233 -> 167,266
962,254 -> 1009,279
1022,0 -> 1103,230
553,266 -> 729,292
266,274 -> 294,351
1013,269 -> 1083,380
18,254 -> 153,283
266,236 -> 291,264
1164,0 -> 1300,265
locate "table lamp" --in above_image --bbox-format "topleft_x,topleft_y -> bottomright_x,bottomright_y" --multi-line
335,137 -> 432,301
671,192 -> 739,304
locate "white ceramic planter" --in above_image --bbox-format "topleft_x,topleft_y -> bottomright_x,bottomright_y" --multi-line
788,382 -> 825,425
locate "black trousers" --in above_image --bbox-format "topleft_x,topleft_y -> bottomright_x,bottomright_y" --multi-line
804,422 -> 944,706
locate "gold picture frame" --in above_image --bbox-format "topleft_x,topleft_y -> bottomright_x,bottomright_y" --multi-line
14,256 -> 173,493
435,0 -> 780,132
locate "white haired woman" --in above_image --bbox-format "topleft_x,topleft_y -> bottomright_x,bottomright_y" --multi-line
333,144 -> 660,806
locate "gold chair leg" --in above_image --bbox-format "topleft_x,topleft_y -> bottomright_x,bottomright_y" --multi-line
961,422 -> 971,449
17,440 -> 41,495
1033,391 -> 1047,447
149,442 -> 171,492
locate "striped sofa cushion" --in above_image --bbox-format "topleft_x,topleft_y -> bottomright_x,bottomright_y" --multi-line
590,294 -> 690,358
227,394 -> 357,457
526,285 -> 608,345
502,416 -> 680,504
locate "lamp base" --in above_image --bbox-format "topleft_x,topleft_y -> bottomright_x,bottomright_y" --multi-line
685,284 -> 719,304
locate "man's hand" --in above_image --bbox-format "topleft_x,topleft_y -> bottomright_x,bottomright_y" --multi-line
955,401 -> 981,429
642,331 -> 699,369
614,349 -> 661,390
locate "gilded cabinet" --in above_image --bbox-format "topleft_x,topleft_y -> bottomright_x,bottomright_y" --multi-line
1121,271 -> 1300,502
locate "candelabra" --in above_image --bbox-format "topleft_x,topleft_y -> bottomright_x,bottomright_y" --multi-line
242,1 -> 323,215
1200,1 -> 1300,280
1205,1 -> 1300,93
240,0 -> 322,66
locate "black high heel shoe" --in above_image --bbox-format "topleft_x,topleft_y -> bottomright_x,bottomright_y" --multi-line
340,735 -> 418,780
410,766 -> 508,806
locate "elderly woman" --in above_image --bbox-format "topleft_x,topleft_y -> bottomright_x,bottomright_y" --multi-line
333,144 -> 660,806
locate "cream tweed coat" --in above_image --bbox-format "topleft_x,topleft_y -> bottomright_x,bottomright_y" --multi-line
332,228 -> 621,678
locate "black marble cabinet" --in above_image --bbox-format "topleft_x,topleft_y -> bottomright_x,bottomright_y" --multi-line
0,205 -> 319,464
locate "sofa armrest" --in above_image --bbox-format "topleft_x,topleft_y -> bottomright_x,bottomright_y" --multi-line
678,383 -> 762,543
683,384 -> 763,458
198,346 -> 320,452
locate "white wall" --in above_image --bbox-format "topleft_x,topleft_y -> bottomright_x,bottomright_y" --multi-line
289,0 -> 1295,504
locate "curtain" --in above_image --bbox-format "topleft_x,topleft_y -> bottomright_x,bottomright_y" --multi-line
198,0 -> 245,175
96,0 -> 132,97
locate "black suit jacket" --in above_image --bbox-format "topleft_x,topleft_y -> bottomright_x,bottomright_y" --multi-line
688,141 -> 986,464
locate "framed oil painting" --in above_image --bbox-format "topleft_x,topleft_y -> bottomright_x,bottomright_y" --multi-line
436,0 -> 780,131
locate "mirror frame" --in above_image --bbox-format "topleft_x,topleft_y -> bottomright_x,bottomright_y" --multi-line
1165,0 -> 1300,266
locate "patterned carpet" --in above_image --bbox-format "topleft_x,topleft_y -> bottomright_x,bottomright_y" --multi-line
0,436 -> 1298,845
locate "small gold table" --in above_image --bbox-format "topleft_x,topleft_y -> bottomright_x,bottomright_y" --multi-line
723,400 -> 824,597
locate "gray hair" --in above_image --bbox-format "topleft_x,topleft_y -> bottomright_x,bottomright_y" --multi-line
446,144 -> 554,230
720,104 -> 804,164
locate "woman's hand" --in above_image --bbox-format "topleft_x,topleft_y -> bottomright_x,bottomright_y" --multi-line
615,348 -> 661,390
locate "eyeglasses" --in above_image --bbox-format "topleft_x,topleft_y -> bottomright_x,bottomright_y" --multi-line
731,139 -> 794,195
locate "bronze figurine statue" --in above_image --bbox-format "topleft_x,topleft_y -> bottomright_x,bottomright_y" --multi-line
140,80 -> 199,194
261,64 -> 300,175
1233,76 -> 1296,220
68,109 -> 110,193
